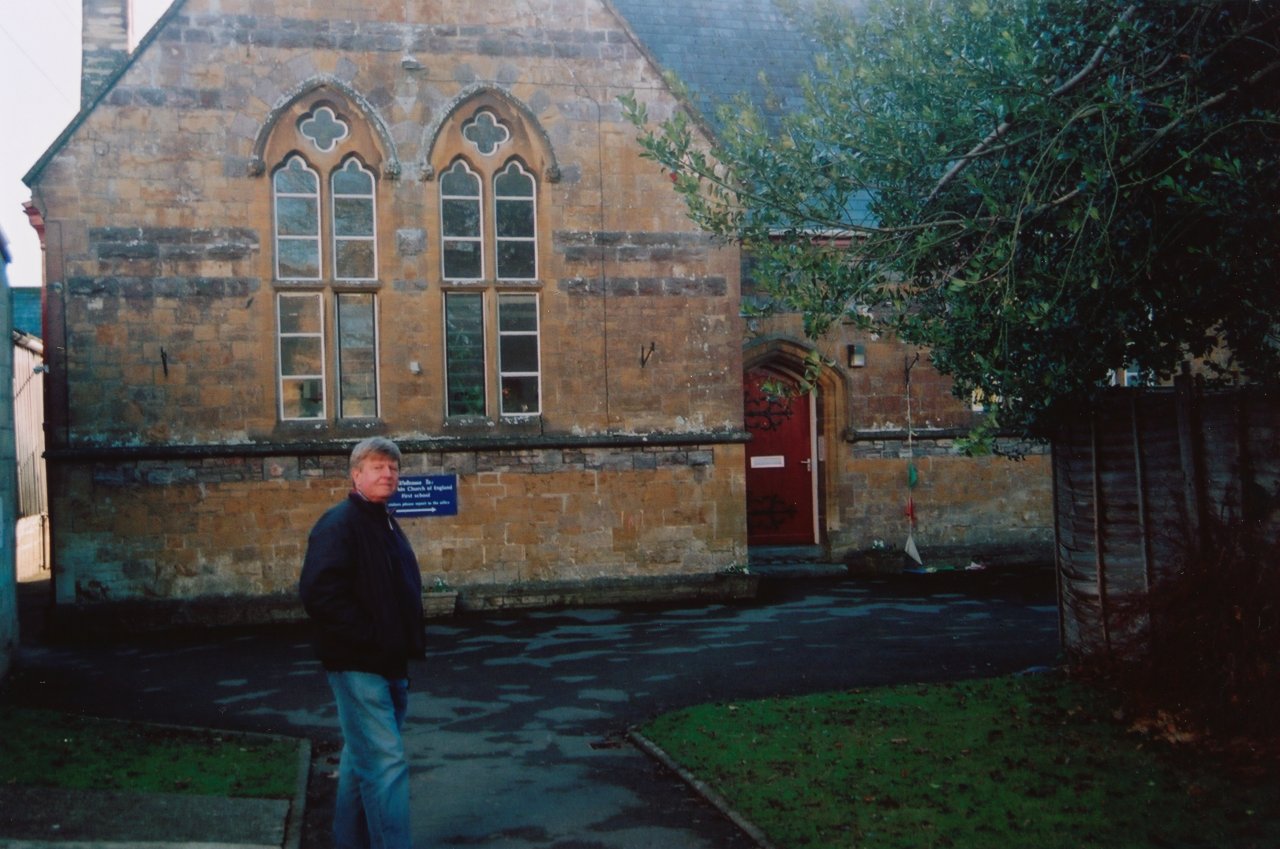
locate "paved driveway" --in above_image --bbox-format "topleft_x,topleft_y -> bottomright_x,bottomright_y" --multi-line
6,566 -> 1061,848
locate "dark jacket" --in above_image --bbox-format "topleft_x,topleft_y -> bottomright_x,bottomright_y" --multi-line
299,493 -> 426,678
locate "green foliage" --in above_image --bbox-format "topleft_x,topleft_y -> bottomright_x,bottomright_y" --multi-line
623,0 -> 1280,438
0,707 -> 299,799
641,674 -> 1280,848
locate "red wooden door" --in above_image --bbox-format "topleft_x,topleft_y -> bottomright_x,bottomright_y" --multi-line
744,368 -> 816,546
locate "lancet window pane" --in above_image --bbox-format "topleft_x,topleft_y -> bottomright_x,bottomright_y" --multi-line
273,157 -> 321,280
332,159 -> 377,281
337,293 -> 378,418
445,292 -> 486,416
494,162 -> 536,280
441,161 -> 483,281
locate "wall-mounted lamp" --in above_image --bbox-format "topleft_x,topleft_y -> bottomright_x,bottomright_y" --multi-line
846,344 -> 867,369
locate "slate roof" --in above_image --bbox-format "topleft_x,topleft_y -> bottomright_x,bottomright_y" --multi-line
610,0 -> 823,126
611,0 -> 874,226
28,0 -> 843,185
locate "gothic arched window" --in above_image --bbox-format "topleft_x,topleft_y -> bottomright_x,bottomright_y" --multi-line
268,96 -> 383,422
434,100 -> 543,420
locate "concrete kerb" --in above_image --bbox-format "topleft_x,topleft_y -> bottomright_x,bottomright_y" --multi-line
628,731 -> 780,849
284,737 -> 310,849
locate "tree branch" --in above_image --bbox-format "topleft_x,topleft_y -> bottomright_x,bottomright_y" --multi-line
924,4 -> 1138,204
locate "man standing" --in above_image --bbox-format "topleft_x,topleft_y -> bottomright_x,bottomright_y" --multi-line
300,437 -> 425,849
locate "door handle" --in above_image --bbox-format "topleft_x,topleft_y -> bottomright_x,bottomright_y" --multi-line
801,458 -> 812,471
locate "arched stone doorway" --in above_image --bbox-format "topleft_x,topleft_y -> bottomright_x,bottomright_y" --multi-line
743,340 -> 847,551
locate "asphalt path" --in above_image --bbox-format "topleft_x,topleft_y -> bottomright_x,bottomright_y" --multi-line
4,566 -> 1062,848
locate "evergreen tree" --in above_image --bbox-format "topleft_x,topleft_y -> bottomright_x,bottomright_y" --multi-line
624,0 -> 1280,444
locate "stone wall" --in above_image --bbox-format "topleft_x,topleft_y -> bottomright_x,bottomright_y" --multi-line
50,438 -> 746,610
838,435 -> 1053,564
33,0 -> 748,616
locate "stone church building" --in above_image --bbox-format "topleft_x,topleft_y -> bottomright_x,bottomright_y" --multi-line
25,0 -> 1052,626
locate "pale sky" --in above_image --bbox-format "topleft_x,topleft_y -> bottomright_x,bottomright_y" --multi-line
1,0 -> 171,287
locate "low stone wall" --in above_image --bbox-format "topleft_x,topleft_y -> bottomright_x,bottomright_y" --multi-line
45,437 -> 749,626
47,572 -> 761,638
456,572 -> 760,612
831,436 -> 1055,563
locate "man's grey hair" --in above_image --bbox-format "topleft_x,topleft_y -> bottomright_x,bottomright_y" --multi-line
350,436 -> 402,471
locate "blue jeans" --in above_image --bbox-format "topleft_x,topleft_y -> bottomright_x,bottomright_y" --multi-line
327,671 -> 412,849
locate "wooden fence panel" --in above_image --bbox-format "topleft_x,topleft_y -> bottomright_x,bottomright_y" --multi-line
1053,381 -> 1279,659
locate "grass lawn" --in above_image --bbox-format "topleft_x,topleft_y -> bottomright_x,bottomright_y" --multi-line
639,672 -> 1280,849
0,705 -> 300,799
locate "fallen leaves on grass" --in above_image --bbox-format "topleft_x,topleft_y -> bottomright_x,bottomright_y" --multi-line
640,673 -> 1280,849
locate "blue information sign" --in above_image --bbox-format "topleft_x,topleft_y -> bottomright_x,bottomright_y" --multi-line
388,474 -> 459,517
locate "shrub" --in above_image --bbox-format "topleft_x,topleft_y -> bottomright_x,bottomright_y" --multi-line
1097,518 -> 1279,743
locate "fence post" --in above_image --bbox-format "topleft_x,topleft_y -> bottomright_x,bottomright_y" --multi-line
1174,367 -> 1207,558
1090,410 -> 1112,657
1130,393 -> 1153,594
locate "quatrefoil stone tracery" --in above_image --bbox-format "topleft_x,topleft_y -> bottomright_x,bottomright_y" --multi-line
299,106 -> 350,153
461,110 -> 510,156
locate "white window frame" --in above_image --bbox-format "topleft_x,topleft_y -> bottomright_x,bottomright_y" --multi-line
494,161 -> 538,282
277,292 -> 327,421
497,292 -> 541,417
331,158 -> 379,282
440,160 -> 485,282
273,155 -> 322,281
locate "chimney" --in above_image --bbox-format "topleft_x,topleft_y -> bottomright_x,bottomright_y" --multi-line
81,0 -> 133,109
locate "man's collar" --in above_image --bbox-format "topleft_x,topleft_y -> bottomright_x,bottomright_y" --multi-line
349,489 -> 395,515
